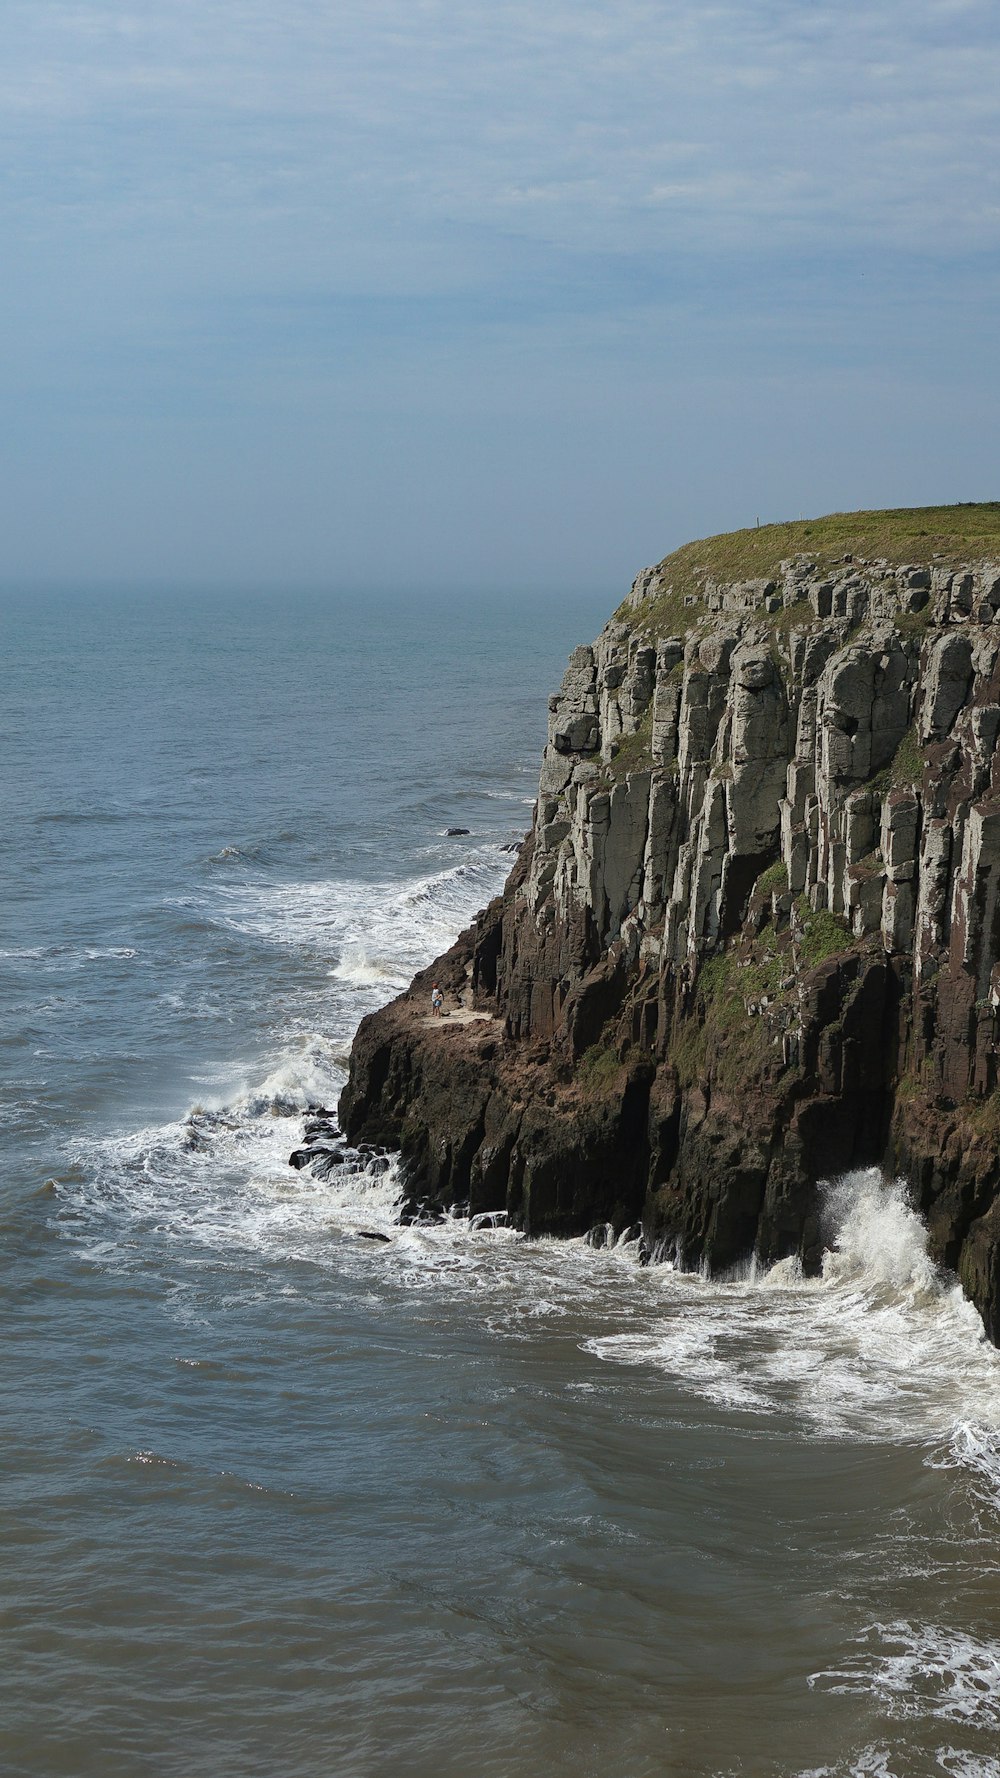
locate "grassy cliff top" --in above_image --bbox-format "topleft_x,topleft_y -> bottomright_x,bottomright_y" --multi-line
619,502 -> 1000,637
660,502 -> 1000,588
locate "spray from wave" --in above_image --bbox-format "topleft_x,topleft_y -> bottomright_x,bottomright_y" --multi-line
584,1170 -> 1000,1452
206,848 -> 507,1005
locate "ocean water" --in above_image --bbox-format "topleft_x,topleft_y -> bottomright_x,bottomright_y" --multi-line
4,588 -> 1000,1778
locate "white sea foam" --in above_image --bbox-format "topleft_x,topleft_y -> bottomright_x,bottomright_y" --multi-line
936,1753 -> 1000,1778
584,1172 -> 1000,1452
0,943 -> 138,963
927,1422 -> 1000,1516
798,1748 -> 1000,1778
55,849 -> 514,1270
239,1033 -> 346,1116
60,1104 -> 404,1270
811,1620 -> 1000,1727
60,1116 -> 1000,1490
202,850 -> 510,1031
210,849 -> 506,959
797,1752 -> 900,1778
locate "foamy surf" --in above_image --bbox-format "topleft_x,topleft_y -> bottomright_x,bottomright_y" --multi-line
60,1124 -> 1000,1489
58,1101 -> 405,1274
52,848 -> 521,1280
206,848 -> 508,970
583,1172 -> 1000,1450
104,839 -> 990,1484
799,1746 -> 1000,1777
807,1619 -> 1000,1778
811,1620 -> 1000,1727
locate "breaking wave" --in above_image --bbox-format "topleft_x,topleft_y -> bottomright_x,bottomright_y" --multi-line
202,847 -> 508,1012
811,1620 -> 1000,1728
52,847 -> 515,1278
584,1172 -> 1000,1449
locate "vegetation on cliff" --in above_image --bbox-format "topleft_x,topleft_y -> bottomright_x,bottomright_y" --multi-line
617,502 -> 1000,637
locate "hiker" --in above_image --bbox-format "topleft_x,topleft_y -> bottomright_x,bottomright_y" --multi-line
431,983 -> 444,1016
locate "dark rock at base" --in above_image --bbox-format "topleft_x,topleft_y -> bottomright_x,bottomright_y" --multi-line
446,827 -> 471,836
303,1116 -> 341,1140
288,1136 -> 348,1178
585,1223 -> 614,1249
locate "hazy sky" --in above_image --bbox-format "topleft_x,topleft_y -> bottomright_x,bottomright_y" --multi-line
3,1 -> 998,590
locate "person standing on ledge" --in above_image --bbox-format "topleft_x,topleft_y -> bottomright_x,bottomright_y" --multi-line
431,984 -> 444,1016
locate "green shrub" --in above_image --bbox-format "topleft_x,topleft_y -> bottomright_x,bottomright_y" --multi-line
607,711 -> 653,776
757,860 -> 788,895
576,1043 -> 622,1095
890,726 -> 922,786
795,900 -> 853,967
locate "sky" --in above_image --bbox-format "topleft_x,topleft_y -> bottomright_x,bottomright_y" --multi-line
2,0 -> 999,592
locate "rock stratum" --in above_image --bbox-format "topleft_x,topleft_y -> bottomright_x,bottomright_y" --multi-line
340,506 -> 1000,1342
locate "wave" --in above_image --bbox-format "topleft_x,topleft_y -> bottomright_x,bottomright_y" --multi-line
810,1619 -> 1000,1728
205,842 -> 271,867
50,828 -> 1000,1536
56,1035 -> 401,1273
51,845 -> 518,1275
584,1171 -> 1000,1449
798,1746 -> 1000,1777
205,848 -> 510,1001
33,808 -> 133,825
239,1033 -> 348,1116
56,1141 -> 1000,1464
0,943 -> 138,963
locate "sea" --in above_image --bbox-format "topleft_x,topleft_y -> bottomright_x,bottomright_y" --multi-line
3,585 -> 1000,1778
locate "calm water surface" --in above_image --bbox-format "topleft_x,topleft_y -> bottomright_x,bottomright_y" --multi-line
3,588 -> 1000,1778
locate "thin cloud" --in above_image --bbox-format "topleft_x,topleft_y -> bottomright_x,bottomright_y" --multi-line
2,0 -> 999,257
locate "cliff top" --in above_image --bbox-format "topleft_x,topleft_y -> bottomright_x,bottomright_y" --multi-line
620,502 -> 1000,637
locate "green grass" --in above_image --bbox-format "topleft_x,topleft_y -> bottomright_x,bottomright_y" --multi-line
668,892 -> 865,1093
962,1091 -> 1000,1144
868,725 -> 923,795
795,900 -> 854,967
756,860 -> 789,895
607,711 -> 653,776
741,955 -> 784,1000
618,504 -> 1000,637
893,603 -> 937,639
889,725 -> 923,787
576,1042 -> 623,1096
849,850 -> 883,880
671,947 -> 781,1090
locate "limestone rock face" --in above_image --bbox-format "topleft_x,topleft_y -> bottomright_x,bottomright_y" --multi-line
341,546 -> 1000,1343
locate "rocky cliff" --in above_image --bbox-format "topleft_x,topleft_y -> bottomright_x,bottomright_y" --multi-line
339,506 -> 1000,1342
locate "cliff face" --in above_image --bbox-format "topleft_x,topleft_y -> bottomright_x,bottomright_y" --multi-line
340,511 -> 1000,1342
